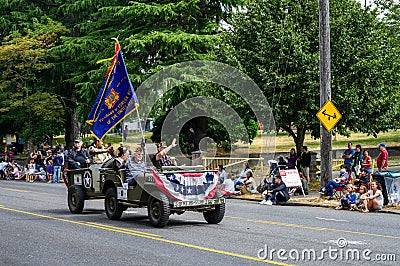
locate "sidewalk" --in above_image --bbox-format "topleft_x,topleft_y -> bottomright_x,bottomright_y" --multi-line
234,190 -> 400,215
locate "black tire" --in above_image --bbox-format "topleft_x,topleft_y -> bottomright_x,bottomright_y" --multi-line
68,185 -> 85,214
148,194 -> 170,228
203,204 -> 225,224
105,187 -> 124,220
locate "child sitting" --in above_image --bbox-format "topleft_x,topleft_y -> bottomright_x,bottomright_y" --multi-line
336,184 -> 357,210
355,185 -> 368,211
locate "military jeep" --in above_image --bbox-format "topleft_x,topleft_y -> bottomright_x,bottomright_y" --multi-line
102,165 -> 225,227
65,163 -> 225,228
65,165 -> 105,214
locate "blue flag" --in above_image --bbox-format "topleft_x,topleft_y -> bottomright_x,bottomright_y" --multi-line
86,42 -> 139,140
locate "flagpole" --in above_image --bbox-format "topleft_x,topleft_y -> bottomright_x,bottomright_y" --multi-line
136,108 -> 147,164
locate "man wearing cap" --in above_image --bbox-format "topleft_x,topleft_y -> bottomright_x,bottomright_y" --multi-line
377,143 -> 389,172
259,174 -> 290,205
89,139 -> 109,164
126,147 -> 146,186
67,139 -> 92,169
151,138 -> 177,169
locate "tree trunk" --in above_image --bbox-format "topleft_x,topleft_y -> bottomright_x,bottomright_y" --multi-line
295,127 -> 306,154
282,125 -> 306,155
193,116 -> 207,151
64,84 -> 79,149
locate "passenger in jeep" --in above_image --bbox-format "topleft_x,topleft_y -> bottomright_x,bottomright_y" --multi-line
101,147 -> 129,172
67,139 -> 92,169
151,138 -> 177,169
126,147 -> 146,186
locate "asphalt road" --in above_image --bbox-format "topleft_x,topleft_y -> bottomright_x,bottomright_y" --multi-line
0,180 -> 398,266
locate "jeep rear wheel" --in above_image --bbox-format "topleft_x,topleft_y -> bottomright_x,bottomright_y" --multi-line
105,187 -> 124,220
148,194 -> 170,228
203,204 -> 225,224
68,185 -> 85,214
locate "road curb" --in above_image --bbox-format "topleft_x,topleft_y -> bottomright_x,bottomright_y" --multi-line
232,196 -> 400,215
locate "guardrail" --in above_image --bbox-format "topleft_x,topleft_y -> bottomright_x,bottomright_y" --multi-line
202,157 -> 264,174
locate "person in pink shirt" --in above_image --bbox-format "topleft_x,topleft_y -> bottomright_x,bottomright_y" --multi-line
361,150 -> 372,174
376,143 -> 388,172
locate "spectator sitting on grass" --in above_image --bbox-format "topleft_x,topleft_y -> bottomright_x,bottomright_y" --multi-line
259,174 -> 290,205
234,162 -> 252,188
362,181 -> 384,213
220,173 -> 239,198
335,184 -> 357,210
356,185 -> 368,211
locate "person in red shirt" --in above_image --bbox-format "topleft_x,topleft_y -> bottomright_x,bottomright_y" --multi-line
377,143 -> 388,172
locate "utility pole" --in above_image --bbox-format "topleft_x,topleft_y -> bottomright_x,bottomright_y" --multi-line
319,0 -> 332,186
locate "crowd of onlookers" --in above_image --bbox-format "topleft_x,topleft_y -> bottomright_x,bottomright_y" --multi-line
0,140 -> 119,183
217,141 -> 390,211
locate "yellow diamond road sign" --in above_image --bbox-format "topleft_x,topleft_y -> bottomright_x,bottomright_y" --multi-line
316,100 -> 342,132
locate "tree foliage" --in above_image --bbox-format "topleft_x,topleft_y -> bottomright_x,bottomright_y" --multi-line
220,0 -> 400,152
0,18 -> 67,148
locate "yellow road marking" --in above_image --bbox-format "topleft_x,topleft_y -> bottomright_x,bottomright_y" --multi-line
225,216 -> 400,239
0,205 -> 291,265
1,186 -> 62,197
2,188 -> 29,193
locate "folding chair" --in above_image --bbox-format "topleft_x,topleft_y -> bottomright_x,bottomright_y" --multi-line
333,176 -> 353,199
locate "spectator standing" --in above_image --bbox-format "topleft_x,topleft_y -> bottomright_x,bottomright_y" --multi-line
53,151 -> 64,183
27,159 -> 36,182
277,156 -> 287,170
352,144 -> 363,177
361,150 -> 372,174
286,148 -> 297,169
342,142 -> 355,174
298,146 -> 311,187
123,125 -> 129,142
44,150 -> 54,166
46,161 -> 54,183
376,143 -> 389,172
0,159 -> 7,179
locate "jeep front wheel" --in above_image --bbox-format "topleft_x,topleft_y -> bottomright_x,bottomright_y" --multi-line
68,185 -> 85,214
148,194 -> 170,228
105,187 -> 124,220
203,204 -> 225,224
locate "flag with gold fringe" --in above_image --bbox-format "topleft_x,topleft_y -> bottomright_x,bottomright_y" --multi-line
86,41 -> 139,140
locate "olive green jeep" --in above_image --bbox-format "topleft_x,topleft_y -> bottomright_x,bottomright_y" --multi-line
65,164 -> 225,228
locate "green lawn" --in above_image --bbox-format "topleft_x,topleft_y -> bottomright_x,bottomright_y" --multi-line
53,129 -> 399,154
239,130 -> 400,153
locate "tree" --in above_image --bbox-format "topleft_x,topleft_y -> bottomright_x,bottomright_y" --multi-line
0,19 -> 67,150
51,0 -> 244,149
220,0 -> 400,153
